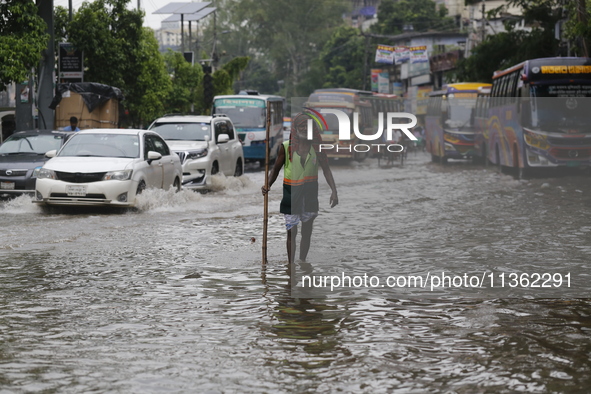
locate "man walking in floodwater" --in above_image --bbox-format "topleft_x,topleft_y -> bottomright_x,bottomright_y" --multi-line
262,112 -> 338,264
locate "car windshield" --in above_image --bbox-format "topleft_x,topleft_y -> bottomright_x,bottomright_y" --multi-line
213,107 -> 266,128
59,134 -> 139,158
150,122 -> 211,141
0,134 -> 65,155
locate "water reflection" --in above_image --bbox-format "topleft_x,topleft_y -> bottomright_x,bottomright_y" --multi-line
1,154 -> 591,392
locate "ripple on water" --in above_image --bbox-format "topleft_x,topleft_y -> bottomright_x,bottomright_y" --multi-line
1,155 -> 591,392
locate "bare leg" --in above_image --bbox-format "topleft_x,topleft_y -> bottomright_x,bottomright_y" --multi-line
299,218 -> 315,262
287,225 -> 297,265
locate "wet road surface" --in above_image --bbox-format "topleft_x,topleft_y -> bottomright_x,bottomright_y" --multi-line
1,152 -> 591,392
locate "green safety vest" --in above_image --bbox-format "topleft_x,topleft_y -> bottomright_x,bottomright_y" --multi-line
280,141 -> 319,214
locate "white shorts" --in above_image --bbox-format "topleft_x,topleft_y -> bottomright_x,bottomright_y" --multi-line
284,212 -> 318,231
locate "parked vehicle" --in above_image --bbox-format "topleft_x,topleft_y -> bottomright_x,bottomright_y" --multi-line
148,114 -> 244,190
33,129 -> 182,207
481,57 -> 591,176
0,129 -> 74,196
305,88 -> 374,161
425,82 -> 491,163
283,116 -> 291,142
212,93 -> 285,165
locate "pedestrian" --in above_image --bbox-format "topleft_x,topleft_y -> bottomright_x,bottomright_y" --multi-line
64,116 -> 80,131
386,128 -> 402,165
261,112 -> 338,264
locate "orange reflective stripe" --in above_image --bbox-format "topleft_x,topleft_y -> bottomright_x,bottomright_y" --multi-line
284,176 -> 318,186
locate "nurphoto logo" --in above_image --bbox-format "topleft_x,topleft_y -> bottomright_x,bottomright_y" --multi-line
303,107 -> 418,153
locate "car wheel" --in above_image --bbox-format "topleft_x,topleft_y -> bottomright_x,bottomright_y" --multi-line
173,177 -> 181,192
234,159 -> 243,177
136,180 -> 146,195
211,162 -> 219,175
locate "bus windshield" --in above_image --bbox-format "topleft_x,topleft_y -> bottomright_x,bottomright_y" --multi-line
532,84 -> 591,98
310,107 -> 353,134
214,106 -> 266,128
531,85 -> 591,129
445,98 -> 476,128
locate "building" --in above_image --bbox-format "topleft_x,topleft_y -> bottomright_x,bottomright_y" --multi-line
154,23 -> 182,52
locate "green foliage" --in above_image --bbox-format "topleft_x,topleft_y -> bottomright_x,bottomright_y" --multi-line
0,0 -> 49,87
67,0 -> 143,88
163,50 -> 203,114
213,69 -> 233,96
222,56 -> 250,82
54,5 -> 69,54
235,59 -> 280,94
63,0 -> 174,127
372,0 -> 456,35
564,0 -> 591,56
232,0 -> 349,96
125,29 -> 172,126
319,26 -> 365,89
454,0 -> 561,82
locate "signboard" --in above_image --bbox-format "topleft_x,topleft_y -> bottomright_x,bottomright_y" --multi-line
183,51 -> 194,65
394,46 -> 411,64
409,46 -> 430,78
375,45 -> 395,64
411,74 -> 431,86
401,63 -> 409,80
59,43 -> 83,82
214,98 -> 265,107
378,71 -> 390,93
371,69 -> 382,92
308,93 -> 355,103
416,86 -> 433,115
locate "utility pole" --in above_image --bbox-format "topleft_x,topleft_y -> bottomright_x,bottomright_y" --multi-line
212,10 -> 218,70
481,2 -> 486,43
181,14 -> 184,53
15,75 -> 34,132
37,0 -> 54,130
577,0 -> 589,57
362,34 -> 370,91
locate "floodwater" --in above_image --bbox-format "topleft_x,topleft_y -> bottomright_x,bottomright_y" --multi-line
1,152 -> 591,393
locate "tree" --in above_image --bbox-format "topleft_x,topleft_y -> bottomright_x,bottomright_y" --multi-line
564,0 -> 591,56
125,29 -> 172,126
454,0 -> 562,82
0,0 -> 48,88
318,26 -> 365,89
371,0 -> 456,35
214,56 -> 249,95
163,50 -> 203,115
62,0 -> 172,127
232,0 -> 349,96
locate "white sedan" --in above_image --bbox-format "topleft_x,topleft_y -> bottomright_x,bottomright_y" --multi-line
34,129 -> 182,207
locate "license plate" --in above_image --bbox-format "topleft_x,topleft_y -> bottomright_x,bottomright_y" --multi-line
0,182 -> 15,190
66,185 -> 87,196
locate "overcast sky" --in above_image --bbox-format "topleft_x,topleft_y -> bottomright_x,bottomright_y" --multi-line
53,0 -> 182,30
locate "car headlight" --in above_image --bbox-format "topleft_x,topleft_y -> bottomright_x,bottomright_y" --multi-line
32,166 -> 43,178
186,149 -> 208,160
102,169 -> 133,181
36,168 -> 56,179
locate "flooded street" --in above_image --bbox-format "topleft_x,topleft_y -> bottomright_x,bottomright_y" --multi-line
2,152 -> 591,393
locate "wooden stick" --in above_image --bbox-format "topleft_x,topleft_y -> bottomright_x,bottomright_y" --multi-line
262,104 -> 271,265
